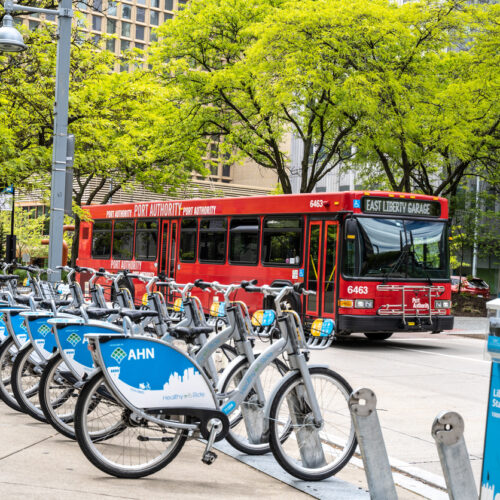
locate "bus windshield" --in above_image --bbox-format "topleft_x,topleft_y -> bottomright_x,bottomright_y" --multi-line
343,217 -> 449,280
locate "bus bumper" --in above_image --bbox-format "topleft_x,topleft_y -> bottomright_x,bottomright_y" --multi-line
337,315 -> 454,334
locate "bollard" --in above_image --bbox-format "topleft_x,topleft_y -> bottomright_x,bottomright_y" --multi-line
349,387 -> 398,500
431,411 -> 478,500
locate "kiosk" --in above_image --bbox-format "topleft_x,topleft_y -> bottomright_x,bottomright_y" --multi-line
481,298 -> 500,500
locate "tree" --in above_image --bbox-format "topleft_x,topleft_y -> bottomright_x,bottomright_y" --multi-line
150,0 -> 498,196
346,0 -> 500,198
150,0 -> 357,194
0,22 -> 205,263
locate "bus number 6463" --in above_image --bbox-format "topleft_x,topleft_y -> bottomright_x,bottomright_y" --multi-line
347,285 -> 368,294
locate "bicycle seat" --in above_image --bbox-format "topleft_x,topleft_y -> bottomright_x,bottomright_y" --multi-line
14,295 -> 34,305
171,325 -> 213,341
0,275 -> 19,282
119,309 -> 158,323
87,307 -> 119,320
41,299 -> 73,308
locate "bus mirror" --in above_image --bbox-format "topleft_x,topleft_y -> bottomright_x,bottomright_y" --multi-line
345,218 -> 358,240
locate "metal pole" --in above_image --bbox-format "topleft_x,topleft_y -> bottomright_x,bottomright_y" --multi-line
431,411 -> 478,500
472,176 -> 480,277
47,0 -> 73,281
349,388 -> 398,500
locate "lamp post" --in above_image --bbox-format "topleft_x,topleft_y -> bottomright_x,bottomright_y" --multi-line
0,0 -> 72,282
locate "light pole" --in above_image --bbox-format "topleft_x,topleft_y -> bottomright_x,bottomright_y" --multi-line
0,0 -> 72,282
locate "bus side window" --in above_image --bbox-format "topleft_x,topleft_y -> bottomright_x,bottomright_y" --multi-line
179,218 -> 197,262
112,220 -> 135,260
199,218 -> 227,263
135,219 -> 158,261
262,217 -> 302,266
91,220 -> 112,259
229,218 -> 259,265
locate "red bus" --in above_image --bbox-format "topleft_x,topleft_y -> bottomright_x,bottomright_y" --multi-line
77,191 -> 453,339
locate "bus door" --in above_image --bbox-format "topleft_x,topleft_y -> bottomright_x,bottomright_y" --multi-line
159,220 -> 178,280
305,220 -> 338,318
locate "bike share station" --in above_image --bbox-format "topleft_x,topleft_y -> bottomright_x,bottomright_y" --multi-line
481,297 -> 500,499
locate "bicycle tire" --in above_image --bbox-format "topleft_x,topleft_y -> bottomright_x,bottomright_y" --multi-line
221,355 -> 288,455
75,371 -> 187,478
268,366 -> 356,481
39,353 -> 79,439
11,343 -> 46,422
0,337 -> 23,412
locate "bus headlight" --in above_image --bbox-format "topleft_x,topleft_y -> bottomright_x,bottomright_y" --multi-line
435,300 -> 451,309
355,299 -> 374,309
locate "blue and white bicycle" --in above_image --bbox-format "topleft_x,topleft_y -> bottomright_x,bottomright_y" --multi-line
73,283 -> 356,481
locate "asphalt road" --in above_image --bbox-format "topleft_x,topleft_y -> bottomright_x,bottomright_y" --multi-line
309,328 -> 490,495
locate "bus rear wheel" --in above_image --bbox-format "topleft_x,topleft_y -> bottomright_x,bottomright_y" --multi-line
364,332 -> 393,341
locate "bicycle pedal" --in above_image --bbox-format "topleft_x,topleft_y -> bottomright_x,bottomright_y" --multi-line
201,451 -> 217,465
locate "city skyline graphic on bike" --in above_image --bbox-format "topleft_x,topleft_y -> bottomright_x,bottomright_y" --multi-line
100,338 -> 216,409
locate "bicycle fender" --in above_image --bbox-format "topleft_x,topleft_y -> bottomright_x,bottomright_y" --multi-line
262,363 -> 329,421
215,354 -> 247,393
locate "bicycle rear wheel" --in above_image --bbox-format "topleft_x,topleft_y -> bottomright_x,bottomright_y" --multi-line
268,366 -> 356,481
0,338 -> 23,412
75,371 -> 187,478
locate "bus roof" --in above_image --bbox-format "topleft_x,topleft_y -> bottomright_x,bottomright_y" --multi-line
83,191 -> 449,220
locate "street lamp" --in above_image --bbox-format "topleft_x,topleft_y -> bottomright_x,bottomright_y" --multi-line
0,0 -> 72,282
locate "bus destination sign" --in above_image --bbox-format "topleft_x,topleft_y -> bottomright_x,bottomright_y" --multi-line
361,196 -> 441,217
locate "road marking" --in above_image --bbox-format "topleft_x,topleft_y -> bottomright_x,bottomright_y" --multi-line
388,344 -> 490,363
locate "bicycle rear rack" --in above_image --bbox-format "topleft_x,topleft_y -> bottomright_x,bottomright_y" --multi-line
376,284 -> 446,326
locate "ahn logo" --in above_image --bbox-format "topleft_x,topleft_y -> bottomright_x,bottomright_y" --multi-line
110,347 -> 127,364
128,347 -> 155,361
67,333 -> 81,347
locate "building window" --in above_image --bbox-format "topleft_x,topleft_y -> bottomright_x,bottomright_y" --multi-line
179,219 -> 197,262
135,42 -> 144,50
121,39 -> 130,53
315,186 -> 326,193
136,7 -> 145,23
107,0 -> 117,16
339,185 -> 350,192
137,0 -> 146,5
77,2 -> 87,11
150,10 -> 159,25
106,19 -> 116,33
122,4 -> 132,19
29,20 -> 39,30
151,0 -> 161,7
262,217 -> 303,265
93,0 -> 103,11
91,221 -> 112,259
229,218 -> 260,265
121,21 -> 131,37
150,29 -> 157,42
165,0 -> 173,9
46,13 -> 56,21
92,15 -> 102,31
135,220 -> 158,260
222,164 -> 231,178
112,220 -> 134,260
199,218 -> 227,263
164,12 -> 173,20
106,38 -> 115,52
135,24 -> 144,40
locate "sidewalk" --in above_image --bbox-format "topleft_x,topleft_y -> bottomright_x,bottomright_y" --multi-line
0,403 -> 372,500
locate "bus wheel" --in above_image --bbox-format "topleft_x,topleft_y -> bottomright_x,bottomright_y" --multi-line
364,332 -> 393,341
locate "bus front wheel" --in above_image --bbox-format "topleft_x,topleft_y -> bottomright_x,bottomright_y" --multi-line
364,332 -> 393,341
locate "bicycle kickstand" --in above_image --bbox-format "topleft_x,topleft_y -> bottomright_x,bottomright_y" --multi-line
201,418 -> 223,465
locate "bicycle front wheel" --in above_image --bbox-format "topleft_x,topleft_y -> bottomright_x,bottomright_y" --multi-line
74,371 -> 187,478
268,366 -> 356,481
0,337 -> 22,412
39,353 -> 79,439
